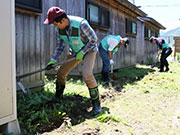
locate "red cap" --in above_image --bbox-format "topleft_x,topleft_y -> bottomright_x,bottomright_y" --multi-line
44,7 -> 65,24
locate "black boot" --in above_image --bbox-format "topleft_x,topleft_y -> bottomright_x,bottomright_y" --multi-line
89,87 -> 101,115
51,81 -> 65,101
159,64 -> 164,72
165,67 -> 169,72
165,62 -> 169,72
103,72 -> 113,82
101,71 -> 105,81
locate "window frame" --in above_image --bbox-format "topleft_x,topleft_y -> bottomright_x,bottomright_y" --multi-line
144,26 -> 151,39
87,2 -> 100,26
125,18 -> 137,36
86,0 -> 110,29
155,31 -> 159,37
15,0 -> 42,13
100,6 -> 110,28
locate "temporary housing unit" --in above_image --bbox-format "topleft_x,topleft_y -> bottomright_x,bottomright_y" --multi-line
0,0 -> 20,134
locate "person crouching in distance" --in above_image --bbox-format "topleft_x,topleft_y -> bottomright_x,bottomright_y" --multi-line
149,36 -> 172,72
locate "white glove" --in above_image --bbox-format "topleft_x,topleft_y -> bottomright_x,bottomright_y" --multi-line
110,59 -> 114,65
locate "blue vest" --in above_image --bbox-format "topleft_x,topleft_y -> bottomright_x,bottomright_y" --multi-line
100,35 -> 121,53
59,15 -> 88,53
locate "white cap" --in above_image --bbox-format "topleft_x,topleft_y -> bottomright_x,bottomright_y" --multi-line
123,37 -> 128,42
149,36 -> 156,42
122,37 -> 129,48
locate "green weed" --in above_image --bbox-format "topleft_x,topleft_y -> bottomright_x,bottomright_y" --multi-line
97,112 -> 131,127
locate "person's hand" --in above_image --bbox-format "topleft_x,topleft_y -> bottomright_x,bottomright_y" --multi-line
45,60 -> 56,70
76,51 -> 84,60
110,59 -> 114,65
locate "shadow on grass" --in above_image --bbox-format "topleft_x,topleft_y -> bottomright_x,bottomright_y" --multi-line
96,66 -> 156,92
17,89 -> 110,134
37,94 -> 93,133
66,66 -> 156,91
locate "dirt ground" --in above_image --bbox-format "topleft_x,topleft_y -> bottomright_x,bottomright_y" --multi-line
41,86 -> 121,135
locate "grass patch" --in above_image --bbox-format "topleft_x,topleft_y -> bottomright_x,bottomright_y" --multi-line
17,62 -> 180,134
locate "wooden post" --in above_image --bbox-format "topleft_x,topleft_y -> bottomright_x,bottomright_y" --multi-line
174,36 -> 180,60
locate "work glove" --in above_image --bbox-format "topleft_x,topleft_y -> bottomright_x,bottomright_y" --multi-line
76,51 -> 84,60
45,60 -> 56,70
110,59 -> 114,65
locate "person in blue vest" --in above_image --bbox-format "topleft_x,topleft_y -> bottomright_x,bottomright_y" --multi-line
44,6 -> 101,115
150,36 -> 172,72
99,35 -> 129,82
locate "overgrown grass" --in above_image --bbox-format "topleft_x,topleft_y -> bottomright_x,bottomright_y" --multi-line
17,76 -> 93,134
17,61 -> 180,135
17,79 -> 66,134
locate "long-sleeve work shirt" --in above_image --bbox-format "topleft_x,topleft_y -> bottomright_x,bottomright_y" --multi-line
51,18 -> 98,61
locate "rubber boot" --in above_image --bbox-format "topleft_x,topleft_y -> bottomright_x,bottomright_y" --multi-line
101,71 -> 105,81
165,66 -> 169,72
51,81 -> 65,101
89,87 -> 101,116
165,63 -> 169,72
159,64 -> 164,72
103,72 -> 113,82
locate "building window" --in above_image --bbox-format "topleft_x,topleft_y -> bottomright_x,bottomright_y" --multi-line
15,0 -> 42,13
126,18 -> 137,35
144,26 -> 151,38
155,31 -> 159,37
86,0 -> 110,28
101,7 -> 110,27
88,4 -> 99,24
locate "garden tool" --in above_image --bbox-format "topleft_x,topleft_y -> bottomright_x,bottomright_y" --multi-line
16,57 -> 76,95
109,64 -> 118,80
151,56 -> 160,68
151,50 -> 161,68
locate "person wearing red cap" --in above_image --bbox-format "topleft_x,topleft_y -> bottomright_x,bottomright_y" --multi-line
44,6 -> 101,115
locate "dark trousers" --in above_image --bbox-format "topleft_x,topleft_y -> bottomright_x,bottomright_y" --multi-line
160,47 -> 172,70
98,43 -> 110,73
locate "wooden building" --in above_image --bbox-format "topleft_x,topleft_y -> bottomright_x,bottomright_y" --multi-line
15,0 -> 165,89
174,36 -> 180,59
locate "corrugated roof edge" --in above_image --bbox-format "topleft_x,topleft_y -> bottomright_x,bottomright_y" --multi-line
137,17 -> 166,30
116,0 -> 147,17
116,0 -> 165,30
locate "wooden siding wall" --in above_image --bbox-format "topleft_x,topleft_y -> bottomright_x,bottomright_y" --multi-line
174,36 -> 180,58
15,0 -> 86,87
92,0 -> 137,73
15,0 -> 157,88
136,21 -> 158,63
